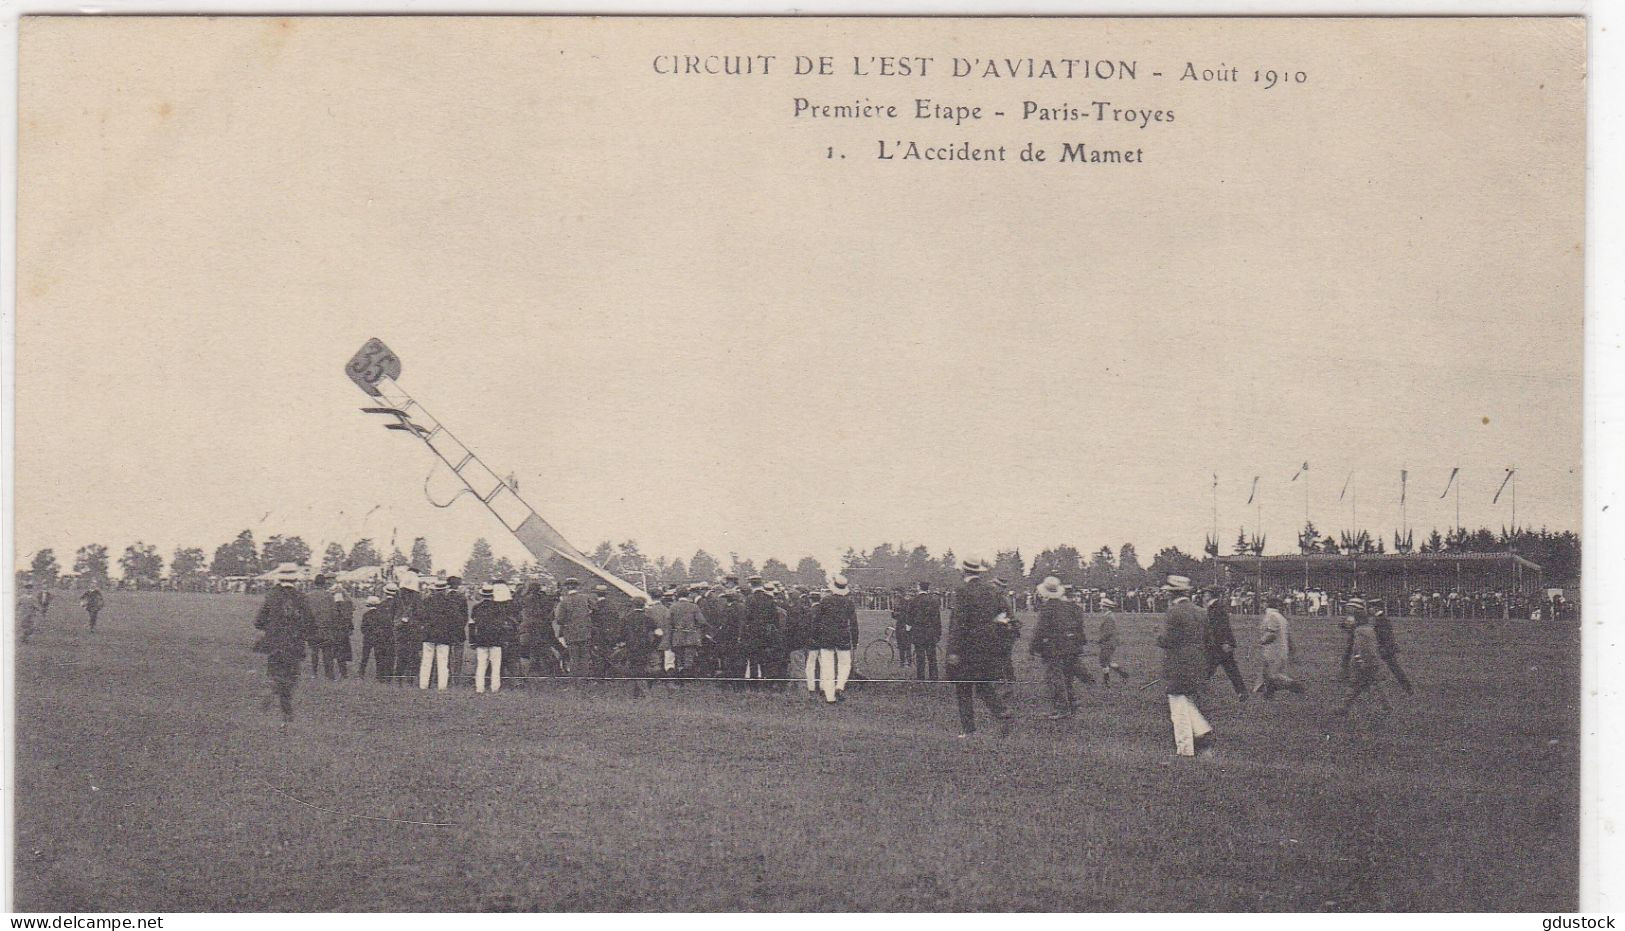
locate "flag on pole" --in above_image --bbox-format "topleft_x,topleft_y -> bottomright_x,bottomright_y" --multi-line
1290,461 -> 1309,482
1339,471 -> 1354,501
1247,475 -> 1260,504
1401,469 -> 1408,504
1493,468 -> 1516,503
1440,467 -> 1460,498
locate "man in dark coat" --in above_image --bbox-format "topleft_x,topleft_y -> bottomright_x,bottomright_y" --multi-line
890,589 -> 914,669
392,583 -> 424,685
713,590 -> 746,689
255,578 -> 316,728
810,575 -> 859,703
1158,576 -> 1215,757
80,587 -> 104,631
947,558 -> 1012,737
520,583 -> 565,677
1203,588 -> 1248,700
1030,577 -> 1085,718
908,581 -> 943,681
419,578 -> 464,690
619,596 -> 657,697
741,579 -> 782,690
554,579 -> 595,676
589,586 -> 621,677
469,582 -> 512,693
358,593 -> 395,681
1340,599 -> 1414,694
317,582 -> 355,680
696,587 -> 726,679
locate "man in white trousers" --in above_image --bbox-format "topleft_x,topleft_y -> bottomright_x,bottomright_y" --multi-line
1156,575 -> 1215,757
469,582 -> 512,693
811,575 -> 858,703
419,577 -> 461,691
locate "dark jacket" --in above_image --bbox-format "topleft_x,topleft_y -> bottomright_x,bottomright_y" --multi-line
621,606 -> 655,661
784,595 -> 813,650
742,591 -> 782,654
810,593 -> 859,650
947,578 -> 1006,676
255,586 -> 316,659
908,591 -> 943,643
1158,597 -> 1209,695
1031,599 -> 1085,658
361,604 -> 393,639
713,595 -> 745,650
423,590 -> 467,645
590,597 -> 621,649
318,593 -> 355,644
469,599 -> 512,648
555,591 -> 595,644
1204,601 -> 1237,661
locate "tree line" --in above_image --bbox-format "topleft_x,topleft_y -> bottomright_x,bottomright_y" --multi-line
22,523 -> 1581,591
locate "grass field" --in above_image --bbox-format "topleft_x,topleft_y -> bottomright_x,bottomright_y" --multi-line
11,591 -> 1579,911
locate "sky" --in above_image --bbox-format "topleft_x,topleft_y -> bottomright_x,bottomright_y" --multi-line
13,17 -> 1584,578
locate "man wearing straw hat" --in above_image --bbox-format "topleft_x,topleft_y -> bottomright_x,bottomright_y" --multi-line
1157,575 -> 1215,758
1030,576 -> 1086,719
810,574 -> 859,703
1095,595 -> 1128,685
947,557 -> 1013,738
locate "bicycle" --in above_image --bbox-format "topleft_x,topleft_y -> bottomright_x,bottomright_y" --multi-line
863,624 -> 897,669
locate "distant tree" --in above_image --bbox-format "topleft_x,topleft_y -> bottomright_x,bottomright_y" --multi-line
261,535 -> 311,567
1298,521 -> 1322,554
346,538 -> 382,569
689,549 -> 721,583
841,547 -> 865,569
761,557 -> 792,585
409,537 -> 433,573
1319,536 -> 1340,554
1150,546 -> 1203,580
1029,545 -> 1084,587
903,545 -> 936,584
616,541 -> 650,577
493,556 -> 516,580
590,541 -> 616,569
992,548 -> 1026,586
1117,543 -> 1148,586
1421,529 -> 1444,554
29,549 -> 60,589
1085,546 -> 1116,588
793,556 -> 827,589
664,557 -> 689,582
387,546 -> 409,568
1232,527 -> 1252,555
211,530 -> 261,577
321,542 -> 347,574
171,547 -> 209,590
73,544 -> 111,587
463,538 -> 496,582
119,542 -> 164,587
728,553 -> 758,581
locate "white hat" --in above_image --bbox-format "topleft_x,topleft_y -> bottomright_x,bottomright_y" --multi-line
333,591 -> 345,603
365,595 -> 382,606
1164,575 -> 1193,592
493,583 -> 512,603
960,557 -> 985,574
1036,576 -> 1065,600
828,573 -> 850,595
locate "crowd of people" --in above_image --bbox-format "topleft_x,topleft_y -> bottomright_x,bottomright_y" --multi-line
236,558 -> 1421,756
